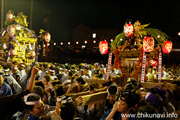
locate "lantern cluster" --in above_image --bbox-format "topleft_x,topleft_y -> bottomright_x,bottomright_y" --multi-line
99,41 -> 108,55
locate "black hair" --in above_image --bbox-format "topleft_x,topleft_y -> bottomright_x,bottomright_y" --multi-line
54,84 -> 65,97
108,85 -> 118,95
75,77 -> 85,84
60,102 -> 77,120
43,74 -> 52,82
32,86 -> 44,98
25,94 -> 41,111
120,92 -> 137,108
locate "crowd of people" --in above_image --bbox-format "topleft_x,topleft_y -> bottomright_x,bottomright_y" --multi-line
0,61 -> 180,120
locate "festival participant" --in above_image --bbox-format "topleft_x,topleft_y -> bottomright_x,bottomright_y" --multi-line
66,76 -> 86,95
0,71 -> 13,97
3,65 -> 22,94
18,63 -> 26,78
0,66 -> 38,120
19,65 -> 31,90
102,83 -> 119,114
38,63 -> 48,81
82,67 -> 90,82
48,67 -> 58,80
24,93 -> 45,120
12,65 -> 22,82
101,92 -> 137,120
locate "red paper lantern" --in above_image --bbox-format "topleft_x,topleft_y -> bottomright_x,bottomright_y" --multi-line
150,60 -> 157,67
6,11 -> 14,22
10,49 -> 17,56
99,41 -> 108,55
30,51 -> 35,57
143,36 -> 154,52
44,33 -> 51,43
7,25 -> 15,37
162,41 -> 172,53
124,22 -> 133,38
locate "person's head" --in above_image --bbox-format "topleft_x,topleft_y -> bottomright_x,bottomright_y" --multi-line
118,92 -> 137,113
107,83 -> 119,104
41,63 -> 48,71
124,83 -> 135,93
57,96 -> 77,120
32,86 -> 44,99
74,76 -> 85,85
0,71 -> 5,89
24,93 -> 45,117
42,74 -> 52,86
67,72 -> 73,79
25,65 -> 31,74
54,84 -> 65,97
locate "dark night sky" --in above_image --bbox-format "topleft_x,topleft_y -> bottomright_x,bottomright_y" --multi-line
2,0 -> 180,44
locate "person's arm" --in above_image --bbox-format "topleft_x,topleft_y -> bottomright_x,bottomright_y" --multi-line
105,101 -> 118,120
26,66 -> 39,92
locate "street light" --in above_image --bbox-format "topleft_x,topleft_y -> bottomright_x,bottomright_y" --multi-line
60,42 -> 63,45
68,42 -> 71,45
93,40 -> 96,43
178,32 -> 180,36
84,40 -> 87,44
76,41 -> 79,44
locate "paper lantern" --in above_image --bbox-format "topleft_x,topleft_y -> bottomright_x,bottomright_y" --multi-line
124,21 -> 133,38
30,51 -> 35,57
6,11 -> 14,22
44,33 -> 51,43
150,60 -> 157,67
99,41 -> 108,55
7,25 -> 15,37
162,41 -> 172,53
10,49 -> 17,56
143,36 -> 154,52
0,50 -> 3,56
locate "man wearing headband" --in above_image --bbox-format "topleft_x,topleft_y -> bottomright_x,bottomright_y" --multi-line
102,92 -> 137,120
3,65 -> 22,94
103,83 -> 119,114
24,93 -> 45,120
0,66 -> 39,120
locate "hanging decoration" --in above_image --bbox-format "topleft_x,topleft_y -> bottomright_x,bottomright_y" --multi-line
44,32 -> 51,43
140,52 -> 146,82
6,10 -> 14,22
105,53 -> 112,80
0,50 -> 3,56
158,53 -> 162,82
7,25 -> 15,37
143,36 -> 154,52
124,21 -> 133,38
30,51 -> 35,57
150,60 -> 157,67
10,49 -> 17,56
99,41 -> 108,55
162,40 -> 172,53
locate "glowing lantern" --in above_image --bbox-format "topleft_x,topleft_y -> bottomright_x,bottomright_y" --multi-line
143,36 -> 154,52
30,51 -> 35,57
150,60 -> 157,67
124,21 -> 133,38
10,49 -> 17,56
99,41 -> 108,55
44,33 -> 51,43
162,41 -> 172,53
7,25 -> 15,37
6,11 -> 14,22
